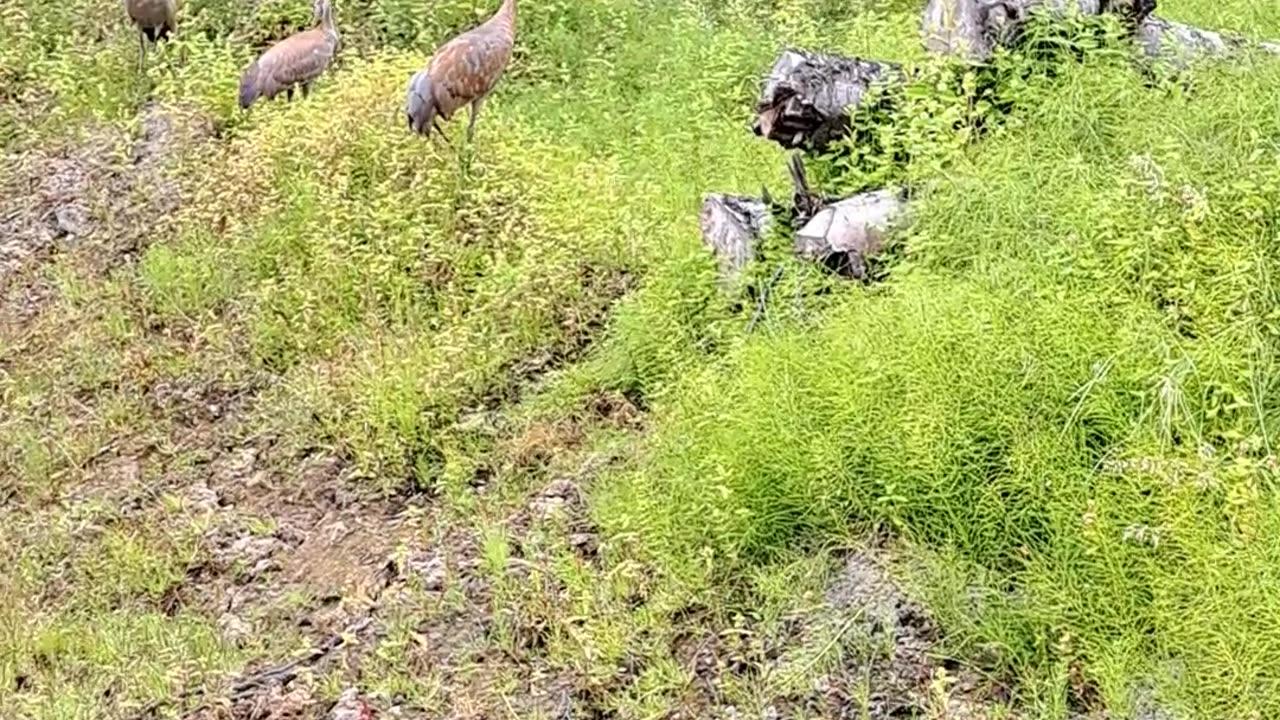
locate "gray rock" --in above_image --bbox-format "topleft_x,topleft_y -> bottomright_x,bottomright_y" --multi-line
52,204 -> 91,239
217,612 -> 253,646
330,688 -> 372,720
186,482 -> 221,512
405,552 -> 447,591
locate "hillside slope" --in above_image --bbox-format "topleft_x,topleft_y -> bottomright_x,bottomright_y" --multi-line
3,0 -> 1280,718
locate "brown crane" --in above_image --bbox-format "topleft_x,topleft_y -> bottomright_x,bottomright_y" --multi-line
239,0 -> 341,110
124,0 -> 177,72
405,0 -> 517,144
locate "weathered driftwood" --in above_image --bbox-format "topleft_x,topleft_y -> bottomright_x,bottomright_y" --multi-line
921,0 -> 1279,66
753,2 -> 1276,151
753,49 -> 902,151
920,0 -> 1154,62
730,0 -> 1276,280
794,190 -> 906,279
699,189 -> 906,281
752,0 -> 1146,150
1137,15 -> 1280,66
699,193 -> 770,278
701,159 -> 907,282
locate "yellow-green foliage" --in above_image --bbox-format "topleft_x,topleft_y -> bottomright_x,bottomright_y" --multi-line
110,0 -> 921,486
8,0 -> 1280,717
0,497 -> 247,719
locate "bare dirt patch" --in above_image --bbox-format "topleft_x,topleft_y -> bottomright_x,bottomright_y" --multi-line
177,449 -> 627,719
0,102 -> 213,323
667,544 -> 1016,720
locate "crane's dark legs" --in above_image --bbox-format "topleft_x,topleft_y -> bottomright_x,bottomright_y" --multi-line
467,97 -> 485,143
138,33 -> 146,74
286,86 -> 294,102
302,82 -> 311,99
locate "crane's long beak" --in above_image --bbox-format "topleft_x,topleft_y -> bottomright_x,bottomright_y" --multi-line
433,119 -> 454,148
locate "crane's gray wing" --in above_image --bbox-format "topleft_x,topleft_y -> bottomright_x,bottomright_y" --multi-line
428,31 -> 511,112
259,30 -> 334,91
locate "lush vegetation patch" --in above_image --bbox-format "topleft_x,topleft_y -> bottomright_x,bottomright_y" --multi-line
4,0 -> 1280,716
604,26 -> 1280,718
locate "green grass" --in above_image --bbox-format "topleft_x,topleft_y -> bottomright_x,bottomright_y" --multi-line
598,15 -> 1280,718
5,0 -> 1280,716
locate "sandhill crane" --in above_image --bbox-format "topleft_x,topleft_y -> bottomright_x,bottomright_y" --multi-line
125,0 -> 177,72
239,0 -> 340,110
405,0 -> 517,144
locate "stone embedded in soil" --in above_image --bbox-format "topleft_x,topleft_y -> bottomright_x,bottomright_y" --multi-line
529,478 -> 582,519
211,447 -> 259,485
209,530 -> 288,585
52,204 -> 91,239
329,688 -> 375,720
301,455 -> 346,486
568,532 -> 599,558
404,552 -> 448,592
218,612 -> 253,646
186,482 -> 221,512
249,556 -> 281,578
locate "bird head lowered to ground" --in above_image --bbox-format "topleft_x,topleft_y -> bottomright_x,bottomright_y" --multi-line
405,70 -> 439,136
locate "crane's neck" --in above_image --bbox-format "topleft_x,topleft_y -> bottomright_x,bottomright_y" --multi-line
319,2 -> 339,44
498,0 -> 516,23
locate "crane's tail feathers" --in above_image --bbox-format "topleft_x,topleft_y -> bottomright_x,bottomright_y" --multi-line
239,64 -> 260,109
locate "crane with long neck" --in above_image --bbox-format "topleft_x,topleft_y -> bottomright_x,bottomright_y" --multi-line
238,0 -> 341,110
405,0 -> 517,144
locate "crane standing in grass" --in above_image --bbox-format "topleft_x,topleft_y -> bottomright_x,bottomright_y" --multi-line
405,0 -> 517,144
239,0 -> 341,110
125,0 -> 177,72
